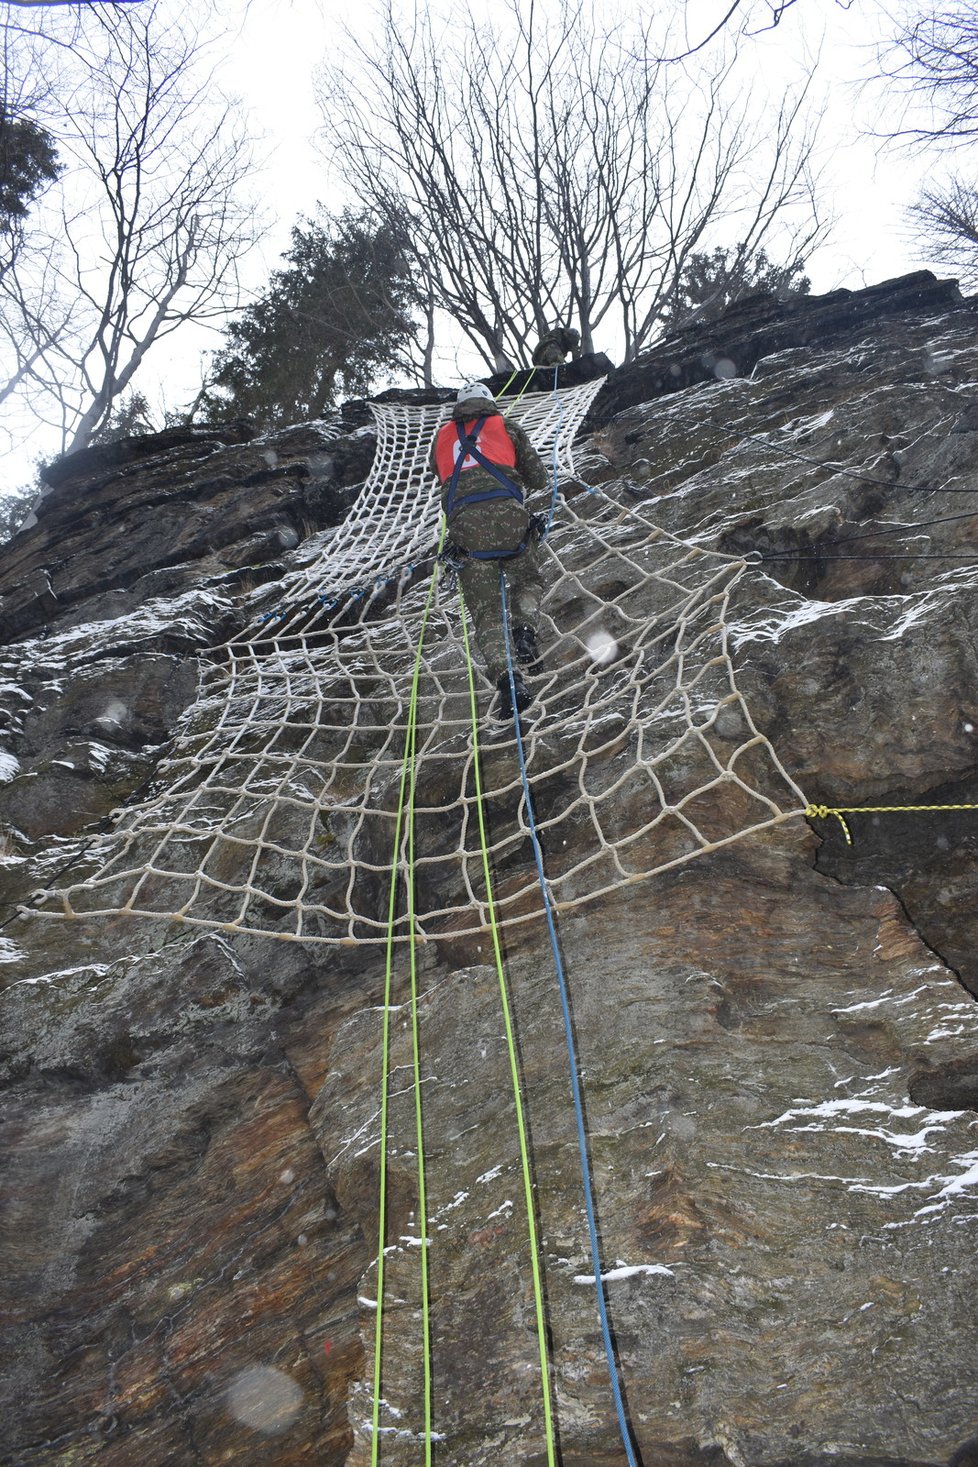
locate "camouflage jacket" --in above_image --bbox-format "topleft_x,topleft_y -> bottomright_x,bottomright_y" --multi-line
531,327 -> 581,366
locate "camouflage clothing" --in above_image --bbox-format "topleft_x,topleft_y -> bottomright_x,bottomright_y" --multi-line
431,401 -> 550,682
531,326 -> 581,367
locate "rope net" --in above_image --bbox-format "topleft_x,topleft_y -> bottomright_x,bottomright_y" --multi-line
35,382 -> 809,944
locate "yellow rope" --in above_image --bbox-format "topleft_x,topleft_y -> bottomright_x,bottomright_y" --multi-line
805,800 -> 978,846
508,368 -> 539,408
373,542 -> 443,1467
458,587 -> 558,1467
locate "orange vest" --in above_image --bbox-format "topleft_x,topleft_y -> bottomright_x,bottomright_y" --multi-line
434,414 -> 518,484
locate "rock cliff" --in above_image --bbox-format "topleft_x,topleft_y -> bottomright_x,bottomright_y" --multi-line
1,274 -> 977,1467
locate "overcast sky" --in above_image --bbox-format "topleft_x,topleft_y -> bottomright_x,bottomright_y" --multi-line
0,0 -> 950,503
158,0 -> 948,410
221,0 -> 935,289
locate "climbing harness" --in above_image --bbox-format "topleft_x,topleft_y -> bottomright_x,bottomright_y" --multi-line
447,366 -> 562,564
442,417 -> 525,518
807,800 -> 978,846
440,415 -> 538,563
498,571 -> 640,1467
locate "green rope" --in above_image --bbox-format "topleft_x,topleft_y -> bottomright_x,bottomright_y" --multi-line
372,548 -> 442,1467
509,366 -> 539,408
497,365 -> 522,397
458,589 -> 558,1467
406,641 -> 433,1465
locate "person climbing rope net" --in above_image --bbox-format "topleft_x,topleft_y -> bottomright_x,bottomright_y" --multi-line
431,382 -> 550,719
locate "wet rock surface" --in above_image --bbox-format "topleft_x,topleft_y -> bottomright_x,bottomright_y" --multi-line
1,417 -> 370,643
587,272 -> 964,427
2,276 -> 978,1466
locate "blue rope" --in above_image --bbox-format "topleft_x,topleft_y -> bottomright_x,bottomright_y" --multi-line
499,572 -> 639,1467
545,365 -> 563,536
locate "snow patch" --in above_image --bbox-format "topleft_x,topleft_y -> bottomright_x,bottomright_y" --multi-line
6,961 -> 111,988
732,596 -> 861,651
0,748 -> 19,783
573,1261 -> 675,1284
755,1097 -> 963,1156
88,742 -> 113,774
830,985 -> 929,1015
431,1191 -> 468,1219
852,1148 -> 978,1222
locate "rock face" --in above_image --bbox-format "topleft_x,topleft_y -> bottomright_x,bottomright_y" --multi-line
2,274 -> 978,1467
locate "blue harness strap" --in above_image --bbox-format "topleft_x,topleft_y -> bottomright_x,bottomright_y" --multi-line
463,541 -> 529,561
444,414 -> 531,563
444,416 -> 526,521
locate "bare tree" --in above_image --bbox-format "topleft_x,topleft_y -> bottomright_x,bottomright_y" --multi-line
877,3 -> 978,286
910,178 -> 978,285
4,1 -> 143,9
0,0 -> 260,455
880,3 -> 978,143
656,0 -> 852,63
318,0 -> 825,372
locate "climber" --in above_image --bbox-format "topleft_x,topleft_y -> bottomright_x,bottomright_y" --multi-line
531,324 -> 582,368
432,382 -> 550,720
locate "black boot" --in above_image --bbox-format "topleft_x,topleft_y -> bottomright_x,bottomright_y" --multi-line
496,670 -> 532,721
512,623 -> 539,669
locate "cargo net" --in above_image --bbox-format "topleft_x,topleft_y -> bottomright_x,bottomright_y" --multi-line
36,381 -> 809,945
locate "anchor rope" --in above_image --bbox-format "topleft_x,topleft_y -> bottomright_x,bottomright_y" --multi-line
372,531 -> 558,1465
458,584 -> 558,1467
373,546 -> 442,1466
499,570 -> 640,1467
806,799 -> 978,846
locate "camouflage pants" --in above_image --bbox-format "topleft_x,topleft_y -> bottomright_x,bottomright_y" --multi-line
447,496 -> 545,682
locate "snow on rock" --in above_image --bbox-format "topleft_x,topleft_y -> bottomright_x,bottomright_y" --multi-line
572,1262 -> 676,1284
2,274 -> 978,1467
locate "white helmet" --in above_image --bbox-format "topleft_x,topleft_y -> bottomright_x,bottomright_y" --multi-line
456,382 -> 494,406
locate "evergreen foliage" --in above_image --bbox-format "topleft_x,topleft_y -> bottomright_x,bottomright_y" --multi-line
201,210 -> 418,428
90,390 -> 155,444
662,247 -> 810,331
0,106 -> 60,223
0,483 -> 34,544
